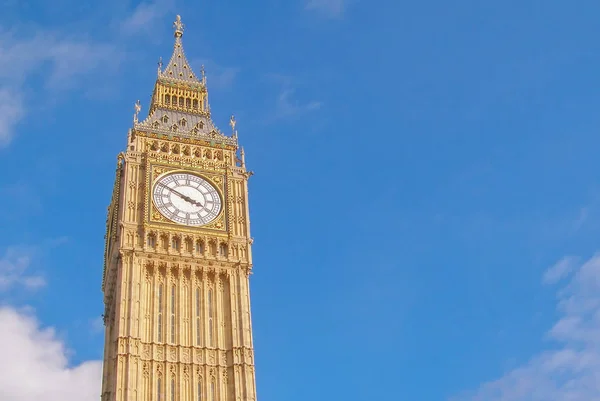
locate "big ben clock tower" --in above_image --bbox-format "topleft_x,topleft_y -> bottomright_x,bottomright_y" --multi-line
101,15 -> 258,401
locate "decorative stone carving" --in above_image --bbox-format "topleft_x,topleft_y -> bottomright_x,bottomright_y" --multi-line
143,344 -> 151,359
195,350 -> 203,364
168,346 -> 176,362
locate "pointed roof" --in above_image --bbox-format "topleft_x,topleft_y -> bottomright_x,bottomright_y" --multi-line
159,15 -> 201,84
132,15 -> 237,147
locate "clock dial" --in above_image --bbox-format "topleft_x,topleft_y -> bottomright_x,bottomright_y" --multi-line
152,172 -> 222,226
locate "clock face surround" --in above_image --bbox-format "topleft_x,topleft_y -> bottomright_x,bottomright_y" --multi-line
152,172 -> 222,226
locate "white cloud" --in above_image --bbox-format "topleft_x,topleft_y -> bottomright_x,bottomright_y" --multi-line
0,88 -> 24,148
0,306 -> 102,401
452,253 -> 600,401
0,246 -> 45,292
0,30 -> 120,147
120,0 -> 174,37
306,0 -> 345,18
276,87 -> 322,118
89,316 -> 105,334
542,256 -> 577,285
264,74 -> 322,120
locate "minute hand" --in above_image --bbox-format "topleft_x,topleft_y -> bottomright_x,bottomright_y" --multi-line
160,184 -> 201,206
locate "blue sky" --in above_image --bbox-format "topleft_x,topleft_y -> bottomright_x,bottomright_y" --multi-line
1,0 -> 600,400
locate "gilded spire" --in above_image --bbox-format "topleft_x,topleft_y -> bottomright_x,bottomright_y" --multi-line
159,15 -> 200,84
134,15 -> 237,147
173,15 -> 184,37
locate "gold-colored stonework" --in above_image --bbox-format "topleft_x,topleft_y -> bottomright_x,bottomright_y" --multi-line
101,15 -> 257,401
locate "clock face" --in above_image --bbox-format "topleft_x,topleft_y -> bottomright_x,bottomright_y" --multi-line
152,172 -> 222,226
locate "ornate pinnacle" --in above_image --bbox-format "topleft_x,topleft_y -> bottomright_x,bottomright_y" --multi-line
133,100 -> 141,123
229,115 -> 236,132
173,15 -> 184,38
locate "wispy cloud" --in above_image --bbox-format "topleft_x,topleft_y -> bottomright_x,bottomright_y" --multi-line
265,74 -> 322,121
306,0 -> 345,18
452,253 -> 600,401
89,316 -> 105,335
0,29 -> 121,147
0,89 -> 24,148
191,58 -> 240,90
119,0 -> 174,37
0,239 -> 69,293
276,87 -> 322,118
0,246 -> 45,292
0,307 -> 101,401
542,256 -> 577,285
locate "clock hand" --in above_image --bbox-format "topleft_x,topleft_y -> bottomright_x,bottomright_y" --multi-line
159,183 -> 193,202
159,183 -> 203,207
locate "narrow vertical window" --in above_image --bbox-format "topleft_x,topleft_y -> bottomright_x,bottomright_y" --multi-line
171,285 -> 176,343
208,289 -> 214,346
157,284 -> 163,342
219,243 -> 227,257
197,381 -> 202,401
210,382 -> 215,401
195,288 -> 201,345
157,377 -> 162,401
171,378 -> 176,401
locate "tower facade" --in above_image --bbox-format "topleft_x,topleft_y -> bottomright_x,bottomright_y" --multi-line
101,16 -> 257,401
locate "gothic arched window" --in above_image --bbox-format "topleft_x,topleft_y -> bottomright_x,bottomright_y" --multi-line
208,289 -> 214,347
195,287 -> 201,346
157,284 -> 164,342
170,285 -> 176,343
219,243 -> 228,258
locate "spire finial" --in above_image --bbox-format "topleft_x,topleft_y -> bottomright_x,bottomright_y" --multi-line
173,15 -> 184,38
201,65 -> 206,84
230,115 -> 236,132
133,100 -> 141,123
